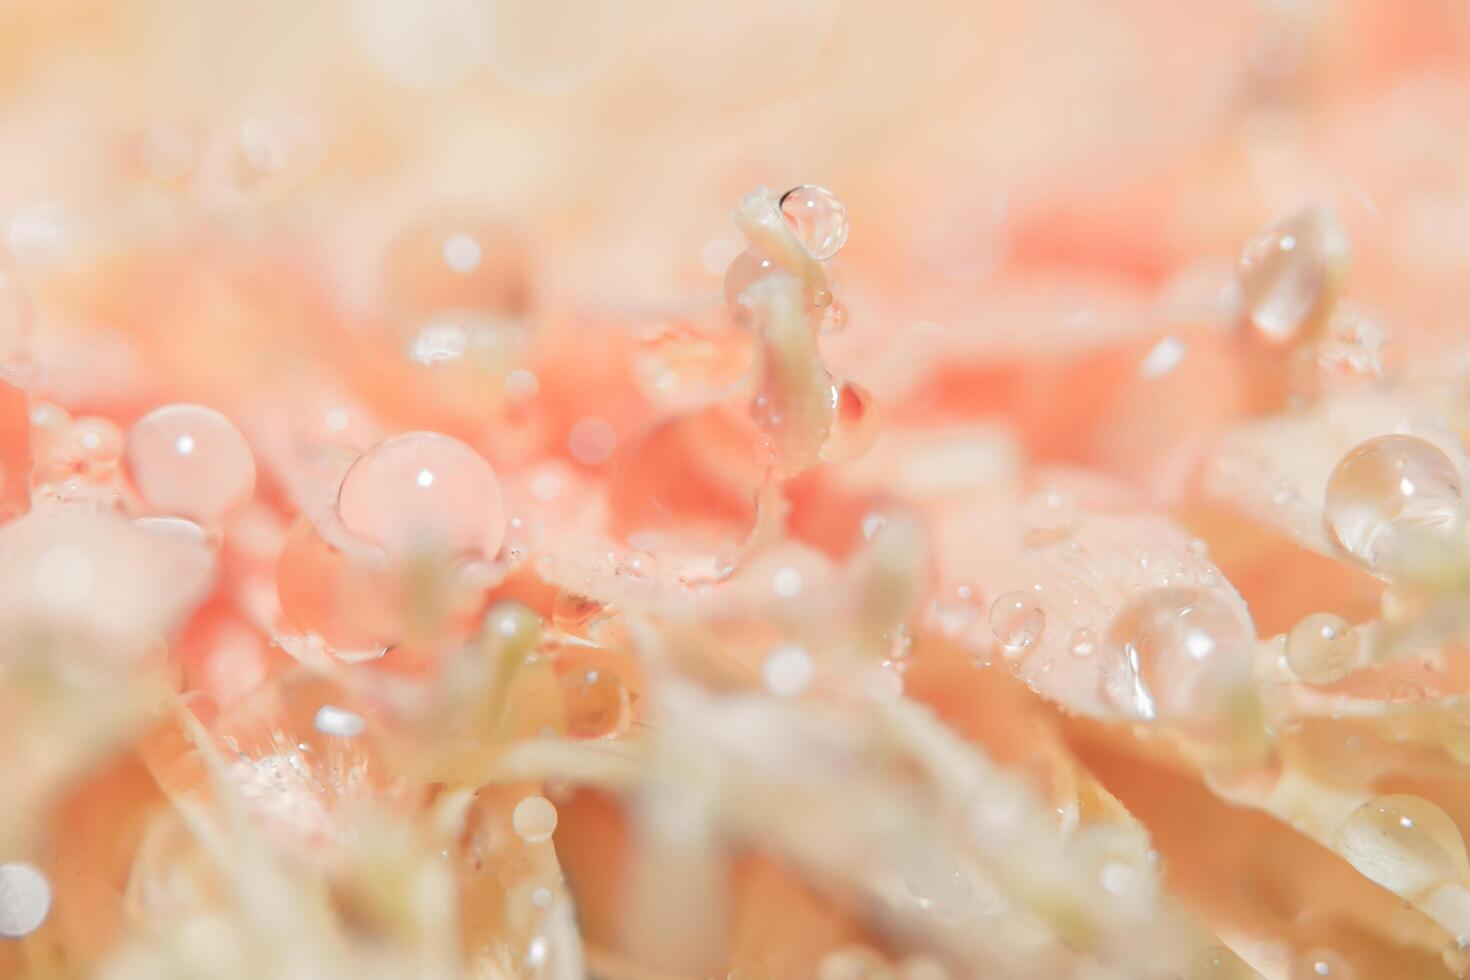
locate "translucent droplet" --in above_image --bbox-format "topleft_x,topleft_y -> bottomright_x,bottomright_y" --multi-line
779,185 -> 849,261
820,299 -> 849,334
68,416 -> 124,469
313,705 -> 366,738
1069,627 -> 1098,657
931,583 -> 984,638
1334,794 -> 1470,899
124,404 -> 256,527
1324,434 -> 1462,570
552,591 -> 608,637
568,417 -> 616,465
560,667 -> 630,739
0,863 -> 51,938
1105,587 -> 1254,723
1024,489 -> 1075,544
1292,950 -> 1353,979
989,591 -> 1044,654
1286,612 -> 1361,683
762,644 -> 815,698
384,211 -> 530,320
723,249 -> 776,325
819,381 -> 880,463
1237,207 -> 1348,345
337,431 -> 505,559
512,795 -> 558,843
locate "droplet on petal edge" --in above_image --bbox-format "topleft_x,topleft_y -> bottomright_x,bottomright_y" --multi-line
778,184 -> 850,261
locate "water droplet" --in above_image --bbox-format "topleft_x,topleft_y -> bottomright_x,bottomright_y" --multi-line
551,591 -> 608,637
0,863 -> 51,938
1024,489 -> 1075,544
1237,207 -> 1348,345
560,667 -> 630,739
819,381 -> 880,463
723,249 -> 776,325
1069,627 -> 1098,657
779,184 -> 849,261
337,431 -> 505,559
531,886 -> 553,909
1286,612 -> 1361,683
1292,950 -> 1353,980
1104,587 -> 1254,723
1324,434 -> 1462,570
125,404 -> 256,527
820,299 -> 849,334
931,583 -> 984,638
568,417 -> 616,465
1334,795 -> 1470,899
989,591 -> 1044,654
763,644 -> 815,698
512,795 -> 558,844
312,705 -> 366,737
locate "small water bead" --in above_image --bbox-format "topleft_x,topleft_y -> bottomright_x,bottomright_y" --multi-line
512,795 -> 558,844
932,583 -> 984,638
0,862 -> 51,938
1069,626 -> 1098,657
1024,489 -> 1075,544
989,591 -> 1045,654
1292,950 -> 1353,979
68,416 -> 124,468
1334,795 -> 1470,899
1105,587 -> 1254,723
1236,207 -> 1348,346
762,644 -> 815,698
779,185 -> 850,261
125,404 -> 256,527
1324,434 -> 1463,570
337,431 -> 505,559
723,249 -> 776,325
819,299 -> 849,334
384,212 -> 530,320
1286,613 -> 1361,683
818,381 -> 880,463
560,668 -> 630,738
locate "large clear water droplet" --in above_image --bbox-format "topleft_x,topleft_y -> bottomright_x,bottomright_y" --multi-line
1237,206 -> 1347,345
989,591 -> 1044,655
1286,612 -> 1361,683
1104,587 -> 1254,723
723,248 -> 776,326
1324,434 -> 1463,570
124,404 -> 256,528
1333,794 -> 1470,899
337,431 -> 505,560
779,185 -> 849,261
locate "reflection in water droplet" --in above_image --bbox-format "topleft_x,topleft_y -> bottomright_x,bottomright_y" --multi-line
1334,794 -> 1470,899
1324,434 -> 1462,571
779,184 -> 850,261
1024,489 -> 1075,544
989,591 -> 1044,654
1236,206 -> 1347,345
1286,612 -> 1361,683
125,404 -> 256,527
337,431 -> 505,559
1104,587 -> 1254,724
560,668 -> 630,738
724,249 -> 776,325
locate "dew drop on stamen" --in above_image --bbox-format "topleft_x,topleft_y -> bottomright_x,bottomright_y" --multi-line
1333,794 -> 1470,899
989,591 -> 1044,654
1286,612 -> 1361,683
723,249 -> 776,325
1323,434 -> 1462,570
337,431 -> 505,559
1236,206 -> 1347,346
512,795 -> 558,844
779,185 -> 850,261
124,404 -> 256,527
